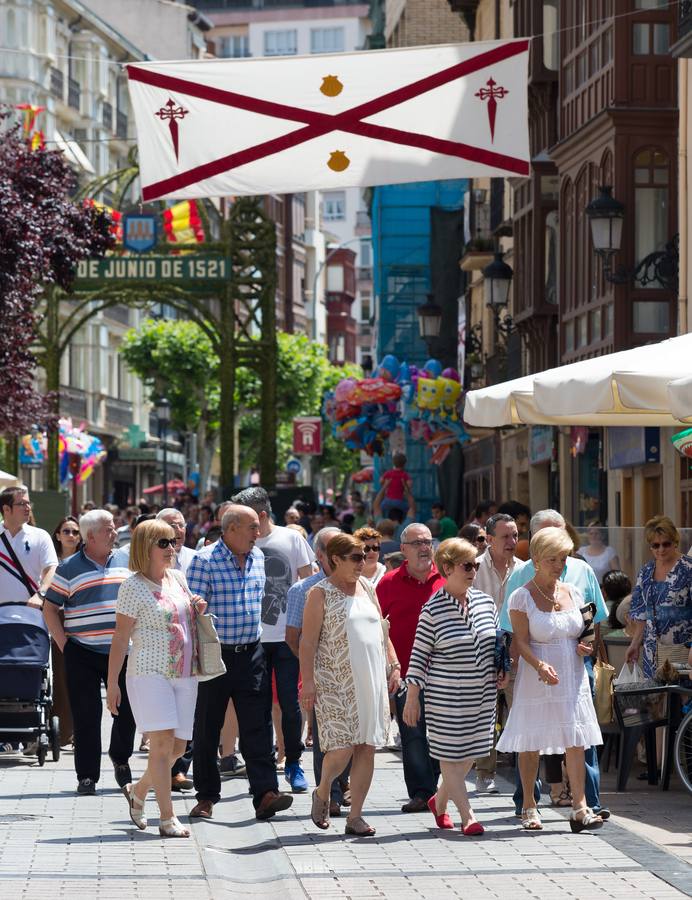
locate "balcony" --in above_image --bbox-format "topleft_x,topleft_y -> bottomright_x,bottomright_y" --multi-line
60,386 -> 88,420
102,101 -> 113,131
357,266 -> 373,283
67,77 -> 80,111
460,237 -> 495,272
116,110 -> 128,139
105,397 -> 134,430
50,66 -> 64,100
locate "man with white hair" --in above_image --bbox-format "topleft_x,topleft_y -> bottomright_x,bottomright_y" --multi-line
376,522 -> 444,813
156,507 -> 196,575
499,509 -> 610,820
43,509 -> 135,796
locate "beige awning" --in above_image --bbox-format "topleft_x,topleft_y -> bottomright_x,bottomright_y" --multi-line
0,469 -> 21,489
464,333 -> 692,428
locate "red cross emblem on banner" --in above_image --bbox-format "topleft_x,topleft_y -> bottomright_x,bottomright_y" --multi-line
128,39 -> 529,201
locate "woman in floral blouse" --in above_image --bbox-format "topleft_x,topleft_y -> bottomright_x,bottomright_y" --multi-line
107,519 -> 206,838
626,516 -> 692,679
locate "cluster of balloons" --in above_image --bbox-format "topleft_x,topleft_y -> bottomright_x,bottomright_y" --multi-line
325,354 -> 467,458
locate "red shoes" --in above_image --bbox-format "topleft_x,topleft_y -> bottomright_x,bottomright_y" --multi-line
427,795 -> 454,829
462,821 -> 485,836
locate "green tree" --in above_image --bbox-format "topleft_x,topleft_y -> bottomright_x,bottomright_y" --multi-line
120,319 -> 220,492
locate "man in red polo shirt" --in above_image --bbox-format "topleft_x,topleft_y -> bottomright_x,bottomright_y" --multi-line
377,522 -> 444,813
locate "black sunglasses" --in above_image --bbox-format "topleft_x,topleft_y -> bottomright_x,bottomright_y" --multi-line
458,560 -> 481,572
363,544 -> 381,553
343,553 -> 366,563
650,540 -> 673,550
156,538 -> 177,549
476,535 -> 487,544
61,528 -> 80,536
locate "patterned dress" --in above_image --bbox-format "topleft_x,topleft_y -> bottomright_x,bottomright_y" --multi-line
313,578 -> 390,752
630,555 -> 692,679
406,587 -> 498,762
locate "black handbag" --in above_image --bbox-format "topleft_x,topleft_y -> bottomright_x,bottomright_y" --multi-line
578,602 -> 597,642
494,629 -> 511,675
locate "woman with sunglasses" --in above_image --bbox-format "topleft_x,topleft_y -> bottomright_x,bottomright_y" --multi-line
458,523 -> 487,556
403,538 -> 505,835
106,519 -> 207,837
626,516 -> 692,679
354,526 -> 386,585
300,533 -> 399,836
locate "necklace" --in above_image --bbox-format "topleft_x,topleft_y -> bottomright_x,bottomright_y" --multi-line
532,578 -> 560,610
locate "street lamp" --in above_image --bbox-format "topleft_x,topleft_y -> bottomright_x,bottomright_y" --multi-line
586,184 -> 678,290
416,293 -> 443,344
483,249 -> 513,311
155,397 -> 171,507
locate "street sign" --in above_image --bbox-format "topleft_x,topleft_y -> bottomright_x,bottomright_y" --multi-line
286,458 -> 302,476
75,255 -> 229,282
292,417 -> 322,455
122,214 -> 157,252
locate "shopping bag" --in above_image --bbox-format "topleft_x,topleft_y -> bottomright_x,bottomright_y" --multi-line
593,658 -> 615,725
613,661 -> 646,687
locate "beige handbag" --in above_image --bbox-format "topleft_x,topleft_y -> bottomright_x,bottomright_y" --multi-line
170,569 -> 226,681
593,658 -> 616,725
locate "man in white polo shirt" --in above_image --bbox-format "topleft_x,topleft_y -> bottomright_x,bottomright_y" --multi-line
0,486 -> 57,608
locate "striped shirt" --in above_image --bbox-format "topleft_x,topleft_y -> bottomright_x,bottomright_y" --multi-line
186,540 -> 265,645
45,549 -> 131,654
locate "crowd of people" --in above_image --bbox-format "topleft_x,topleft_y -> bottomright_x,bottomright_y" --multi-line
1,480 -> 691,842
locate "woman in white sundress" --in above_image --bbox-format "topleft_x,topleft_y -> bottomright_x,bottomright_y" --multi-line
300,533 -> 401,837
497,527 -> 603,834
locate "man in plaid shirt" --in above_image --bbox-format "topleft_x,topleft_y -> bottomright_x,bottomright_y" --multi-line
187,504 -> 293,820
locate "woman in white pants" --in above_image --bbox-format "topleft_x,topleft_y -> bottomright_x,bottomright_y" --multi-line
107,519 -> 206,837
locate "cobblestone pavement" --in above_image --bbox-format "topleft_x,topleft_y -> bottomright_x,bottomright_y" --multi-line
1,719 -> 691,900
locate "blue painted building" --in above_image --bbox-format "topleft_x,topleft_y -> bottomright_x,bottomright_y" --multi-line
371,179 -> 467,521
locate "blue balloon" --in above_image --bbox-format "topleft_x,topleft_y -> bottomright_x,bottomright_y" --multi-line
397,361 -> 411,384
424,358 -> 443,378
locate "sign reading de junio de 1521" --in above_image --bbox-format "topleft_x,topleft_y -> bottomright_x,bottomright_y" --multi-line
76,256 -> 229,281
293,417 -> 322,455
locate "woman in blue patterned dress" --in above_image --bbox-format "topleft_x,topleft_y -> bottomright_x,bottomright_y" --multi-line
626,516 -> 692,678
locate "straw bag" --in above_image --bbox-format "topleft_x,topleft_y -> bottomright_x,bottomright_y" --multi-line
593,658 -> 616,725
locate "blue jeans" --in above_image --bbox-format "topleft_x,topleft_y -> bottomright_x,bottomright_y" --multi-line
512,655 -> 601,814
394,685 -> 439,800
263,640 -> 304,765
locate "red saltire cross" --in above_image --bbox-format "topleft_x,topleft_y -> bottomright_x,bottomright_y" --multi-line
128,39 -> 529,201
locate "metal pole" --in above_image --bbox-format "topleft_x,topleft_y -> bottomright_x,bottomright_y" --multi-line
162,426 -> 169,508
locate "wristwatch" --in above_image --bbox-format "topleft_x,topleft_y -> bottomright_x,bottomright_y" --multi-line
37,590 -> 47,602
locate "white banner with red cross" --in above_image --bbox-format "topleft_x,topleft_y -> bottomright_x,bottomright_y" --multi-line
126,39 -> 530,201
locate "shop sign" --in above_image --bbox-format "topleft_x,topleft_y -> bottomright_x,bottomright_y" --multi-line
608,427 -> 660,469
292,417 -> 322,455
529,425 -> 553,465
76,255 -> 229,282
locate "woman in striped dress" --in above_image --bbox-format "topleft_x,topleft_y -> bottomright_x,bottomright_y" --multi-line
403,538 -> 506,835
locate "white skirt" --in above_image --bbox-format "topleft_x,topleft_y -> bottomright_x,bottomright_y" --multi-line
126,674 -> 198,740
497,640 -> 602,755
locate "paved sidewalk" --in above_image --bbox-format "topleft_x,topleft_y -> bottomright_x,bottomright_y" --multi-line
1,720 -> 691,900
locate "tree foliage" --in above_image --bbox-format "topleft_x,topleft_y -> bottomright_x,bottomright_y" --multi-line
0,113 -> 113,433
121,323 -> 362,482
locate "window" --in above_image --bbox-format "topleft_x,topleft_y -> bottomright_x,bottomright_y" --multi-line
604,303 -> 614,337
577,314 -> 588,348
310,27 -> 344,55
217,35 -> 250,58
327,265 -> 344,292
565,319 -> 575,353
542,1 -> 558,71
590,308 -> 602,343
633,22 -> 670,55
634,149 -> 669,277
633,301 -> 669,333
360,239 -> 372,267
264,30 -> 297,57
635,0 -> 667,8
323,191 -> 345,221
360,293 -> 371,322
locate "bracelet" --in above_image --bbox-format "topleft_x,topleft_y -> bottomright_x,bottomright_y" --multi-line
387,662 -> 401,676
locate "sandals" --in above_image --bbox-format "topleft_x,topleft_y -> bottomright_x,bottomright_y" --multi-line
550,788 -> 572,807
569,806 -> 603,834
345,816 -> 376,837
125,783 -> 147,831
521,807 -> 543,831
159,816 -> 190,838
311,789 -> 330,830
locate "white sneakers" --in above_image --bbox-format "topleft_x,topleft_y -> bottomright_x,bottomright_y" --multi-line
475,775 -> 499,794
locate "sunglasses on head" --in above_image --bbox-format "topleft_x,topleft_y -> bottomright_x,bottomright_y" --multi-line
363,544 -> 380,553
156,538 -> 177,549
344,552 -> 366,563
458,560 -> 481,572
650,540 -> 673,550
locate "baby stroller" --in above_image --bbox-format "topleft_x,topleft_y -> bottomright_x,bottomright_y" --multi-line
0,604 -> 60,766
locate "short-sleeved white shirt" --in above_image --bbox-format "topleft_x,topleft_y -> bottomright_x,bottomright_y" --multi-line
0,523 -> 58,604
256,525 -> 315,643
